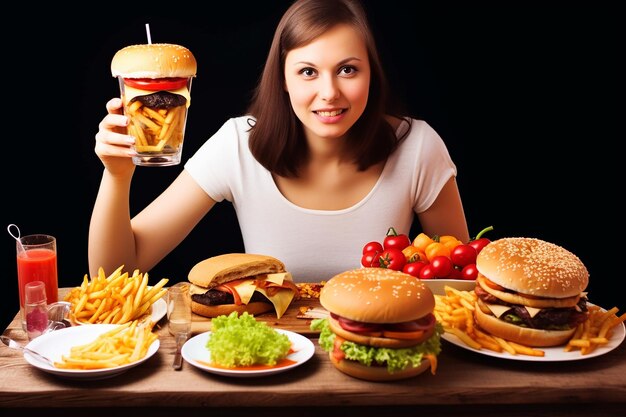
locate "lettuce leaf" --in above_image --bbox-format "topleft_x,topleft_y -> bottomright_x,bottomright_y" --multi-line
310,317 -> 442,374
207,311 -> 291,367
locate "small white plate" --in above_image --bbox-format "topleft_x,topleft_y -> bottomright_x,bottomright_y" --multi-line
423,279 -> 476,296
442,304 -> 625,362
74,297 -> 166,325
182,329 -> 315,377
23,324 -> 160,379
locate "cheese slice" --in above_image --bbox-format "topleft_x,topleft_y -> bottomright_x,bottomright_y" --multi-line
255,287 -> 296,319
122,85 -> 192,108
484,302 -> 544,319
233,280 -> 257,305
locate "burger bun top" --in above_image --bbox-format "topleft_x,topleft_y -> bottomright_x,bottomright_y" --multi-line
188,253 -> 285,289
320,268 -> 434,324
111,43 -> 197,79
476,237 -> 588,298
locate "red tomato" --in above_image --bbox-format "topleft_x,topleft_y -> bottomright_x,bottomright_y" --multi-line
461,263 -> 479,280
418,264 -> 436,279
383,227 -> 411,251
376,248 -> 407,271
402,261 -> 427,278
124,77 -> 188,91
362,241 -> 383,255
450,244 -> 477,267
429,255 -> 453,278
361,251 -> 380,268
448,268 -> 463,279
469,238 -> 491,254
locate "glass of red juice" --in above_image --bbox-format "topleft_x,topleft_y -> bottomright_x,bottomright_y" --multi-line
16,234 -> 58,331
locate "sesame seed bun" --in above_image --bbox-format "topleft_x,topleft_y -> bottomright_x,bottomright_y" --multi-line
328,350 -> 432,382
475,237 -> 588,299
320,267 -> 435,324
111,43 -> 197,79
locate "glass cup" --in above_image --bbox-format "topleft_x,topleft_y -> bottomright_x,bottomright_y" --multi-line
118,76 -> 193,167
24,281 -> 48,340
167,282 -> 192,337
16,234 -> 58,331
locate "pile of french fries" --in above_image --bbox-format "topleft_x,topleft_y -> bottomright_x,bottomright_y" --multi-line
65,266 -> 168,325
434,285 -> 625,357
126,101 -> 186,153
564,305 -> 626,355
54,320 -> 158,369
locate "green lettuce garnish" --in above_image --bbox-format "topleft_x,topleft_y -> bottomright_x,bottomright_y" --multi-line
310,318 -> 442,374
207,312 -> 291,367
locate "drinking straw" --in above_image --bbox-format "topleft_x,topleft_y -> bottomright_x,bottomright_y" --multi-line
145,23 -> 152,44
7,224 -> 27,256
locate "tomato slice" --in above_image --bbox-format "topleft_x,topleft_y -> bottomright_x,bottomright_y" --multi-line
124,77 -> 188,91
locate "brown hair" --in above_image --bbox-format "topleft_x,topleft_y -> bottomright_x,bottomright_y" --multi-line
247,0 -> 408,178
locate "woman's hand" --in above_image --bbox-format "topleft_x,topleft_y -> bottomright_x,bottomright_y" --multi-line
94,98 -> 136,177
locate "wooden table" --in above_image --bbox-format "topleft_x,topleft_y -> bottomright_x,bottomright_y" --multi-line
1,288 -> 625,417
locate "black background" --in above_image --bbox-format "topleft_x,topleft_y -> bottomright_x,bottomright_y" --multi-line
2,1 -> 621,330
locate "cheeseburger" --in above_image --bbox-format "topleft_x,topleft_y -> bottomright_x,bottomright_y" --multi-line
474,237 -> 589,347
111,43 -> 196,159
188,253 -> 299,319
311,268 -> 442,381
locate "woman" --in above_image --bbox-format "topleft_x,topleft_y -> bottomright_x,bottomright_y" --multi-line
91,0 -> 469,282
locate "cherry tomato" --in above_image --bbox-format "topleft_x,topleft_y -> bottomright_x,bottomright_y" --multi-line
418,264 -> 436,279
124,77 -> 188,91
429,255 -> 453,278
362,241 -> 383,255
361,251 -> 380,267
376,248 -> 407,271
468,225 -> 494,255
461,263 -> 479,280
450,244 -> 478,267
402,261 -> 427,278
383,227 -> 411,251
448,268 -> 463,279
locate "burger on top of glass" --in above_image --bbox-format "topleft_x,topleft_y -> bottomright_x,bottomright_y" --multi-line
111,43 -> 197,167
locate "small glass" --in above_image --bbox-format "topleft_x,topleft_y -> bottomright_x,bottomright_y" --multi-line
167,282 -> 192,337
25,281 -> 49,340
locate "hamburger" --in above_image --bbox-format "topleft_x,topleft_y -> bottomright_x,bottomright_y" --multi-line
311,268 -> 442,381
111,43 -> 197,155
188,253 -> 299,319
474,237 -> 589,347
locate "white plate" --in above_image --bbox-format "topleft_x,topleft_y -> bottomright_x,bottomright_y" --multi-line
23,324 -> 160,379
182,329 -> 315,377
423,279 -> 476,295
442,305 -> 626,362
74,297 -> 166,325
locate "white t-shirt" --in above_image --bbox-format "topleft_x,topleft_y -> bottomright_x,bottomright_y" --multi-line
185,116 -> 456,282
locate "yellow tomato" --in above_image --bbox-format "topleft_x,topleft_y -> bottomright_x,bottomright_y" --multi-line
412,233 -> 434,252
402,246 -> 426,263
425,241 -> 451,262
439,235 -> 462,252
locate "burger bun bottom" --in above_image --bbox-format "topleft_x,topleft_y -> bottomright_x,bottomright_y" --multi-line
191,300 -> 273,318
328,351 -> 431,381
474,302 -> 576,347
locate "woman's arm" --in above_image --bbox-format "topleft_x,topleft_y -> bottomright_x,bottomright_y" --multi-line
417,176 -> 470,243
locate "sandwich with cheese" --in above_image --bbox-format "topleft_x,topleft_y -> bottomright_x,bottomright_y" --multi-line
188,253 -> 299,319
474,237 -> 589,347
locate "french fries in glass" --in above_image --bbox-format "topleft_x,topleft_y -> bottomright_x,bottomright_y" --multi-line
65,266 -> 168,325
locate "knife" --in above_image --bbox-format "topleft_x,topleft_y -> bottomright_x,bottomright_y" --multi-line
173,333 -> 187,371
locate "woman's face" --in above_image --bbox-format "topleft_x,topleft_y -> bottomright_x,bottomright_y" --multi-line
284,24 -> 370,143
